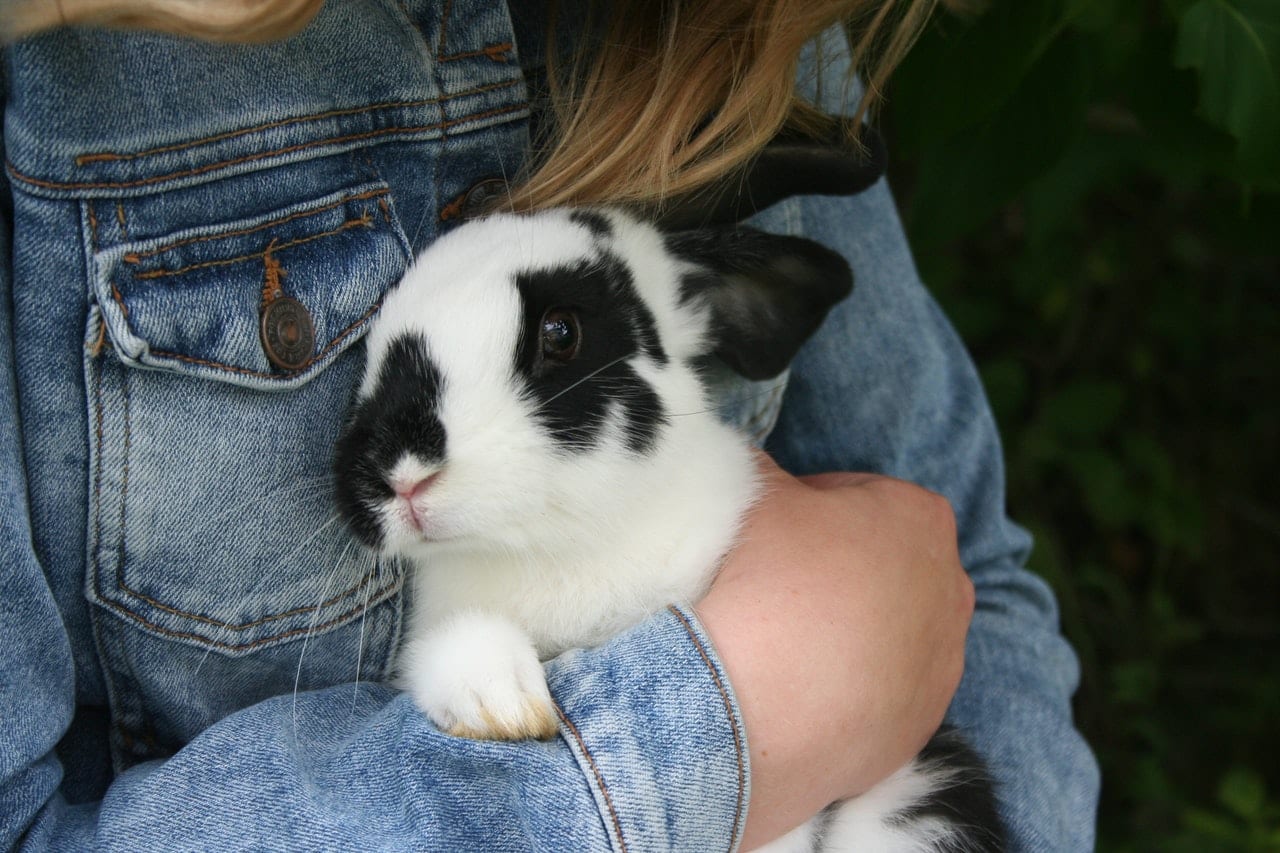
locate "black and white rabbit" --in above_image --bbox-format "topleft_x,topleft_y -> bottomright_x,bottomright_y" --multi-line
333,208 -> 1005,852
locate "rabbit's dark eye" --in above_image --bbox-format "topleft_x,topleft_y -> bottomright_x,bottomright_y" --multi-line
541,308 -> 581,362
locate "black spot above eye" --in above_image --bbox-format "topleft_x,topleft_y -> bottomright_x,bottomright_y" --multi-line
541,308 -> 581,362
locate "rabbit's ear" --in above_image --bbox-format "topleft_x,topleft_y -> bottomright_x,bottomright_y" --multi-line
665,227 -> 853,381
649,122 -> 886,230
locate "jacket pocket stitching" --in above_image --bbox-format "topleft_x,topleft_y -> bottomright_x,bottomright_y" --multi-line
116,547 -> 391,633
438,42 -> 514,63
90,360 -> 402,646
133,298 -> 384,380
73,79 -> 522,166
101,577 -> 402,652
123,187 -> 389,262
105,188 -> 394,379
129,211 -> 374,279
8,102 -> 528,192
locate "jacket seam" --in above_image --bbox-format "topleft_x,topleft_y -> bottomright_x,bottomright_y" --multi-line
91,352 -> 107,602
555,703 -> 631,853
130,211 -> 374,279
100,576 -> 402,651
71,80 -> 521,166
123,187 -> 389,261
7,102 -> 527,192
140,299 -> 383,379
433,0 -> 512,64
116,368 -> 133,591
439,42 -> 514,63
668,605 -> 748,853
436,0 -> 454,57
116,560 -> 389,632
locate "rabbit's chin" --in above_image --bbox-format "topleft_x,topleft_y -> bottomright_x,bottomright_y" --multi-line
383,510 -> 589,563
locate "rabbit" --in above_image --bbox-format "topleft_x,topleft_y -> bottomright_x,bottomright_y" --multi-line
333,208 -> 1005,852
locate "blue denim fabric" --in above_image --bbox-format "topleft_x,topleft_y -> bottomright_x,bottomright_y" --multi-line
0,2 -> 1097,850
757,33 -> 1102,851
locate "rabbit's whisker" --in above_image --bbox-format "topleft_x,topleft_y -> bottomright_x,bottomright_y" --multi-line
534,355 -> 631,411
292,540 -> 355,731
351,549 -> 379,713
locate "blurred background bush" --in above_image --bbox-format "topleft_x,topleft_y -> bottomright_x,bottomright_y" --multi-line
878,0 -> 1280,849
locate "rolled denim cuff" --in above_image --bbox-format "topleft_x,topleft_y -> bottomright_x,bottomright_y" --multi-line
546,605 -> 749,853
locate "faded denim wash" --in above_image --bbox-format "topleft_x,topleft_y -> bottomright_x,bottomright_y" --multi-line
0,1 -> 1099,850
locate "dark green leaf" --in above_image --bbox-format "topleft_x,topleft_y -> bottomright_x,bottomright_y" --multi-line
1174,0 -> 1280,176
904,34 -> 1091,245
889,0 -> 1070,155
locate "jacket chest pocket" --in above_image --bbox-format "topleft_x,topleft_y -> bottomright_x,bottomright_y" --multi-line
85,181 -> 408,671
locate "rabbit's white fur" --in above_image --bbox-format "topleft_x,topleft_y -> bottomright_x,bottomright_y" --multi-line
337,209 -> 1002,852
365,212 -> 757,658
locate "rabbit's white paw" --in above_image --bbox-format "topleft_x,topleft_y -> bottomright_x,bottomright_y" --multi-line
400,612 -> 558,741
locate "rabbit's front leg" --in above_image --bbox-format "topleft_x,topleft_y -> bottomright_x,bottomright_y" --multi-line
399,611 -> 559,741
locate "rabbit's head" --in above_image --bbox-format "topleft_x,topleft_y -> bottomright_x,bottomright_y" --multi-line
333,209 -> 850,558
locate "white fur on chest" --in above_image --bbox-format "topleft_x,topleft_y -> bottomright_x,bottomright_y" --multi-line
406,416 -> 758,658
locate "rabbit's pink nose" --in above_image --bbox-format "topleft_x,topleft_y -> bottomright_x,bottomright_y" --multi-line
392,472 -> 439,501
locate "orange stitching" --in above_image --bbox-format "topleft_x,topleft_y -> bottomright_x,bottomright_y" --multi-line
378,197 -> 391,224
148,300 -> 383,378
438,190 -> 467,222
11,102 -> 527,192
555,704 -> 631,853
88,319 -> 107,357
105,278 -> 380,378
440,42 -> 513,63
668,606 -> 748,851
73,80 -> 519,166
133,213 -> 372,279
261,239 -> 286,304
110,283 -> 129,318
86,204 -> 100,251
436,0 -> 454,58
115,202 -> 129,239
123,188 -> 389,262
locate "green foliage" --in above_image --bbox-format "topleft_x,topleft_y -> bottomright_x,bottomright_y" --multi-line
889,0 -> 1280,247
1174,0 -> 1280,176
880,0 -> 1280,849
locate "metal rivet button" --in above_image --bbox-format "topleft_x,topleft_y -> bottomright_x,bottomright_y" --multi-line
458,178 -> 508,220
260,296 -> 315,370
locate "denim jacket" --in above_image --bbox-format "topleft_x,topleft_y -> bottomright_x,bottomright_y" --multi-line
0,2 -> 1098,850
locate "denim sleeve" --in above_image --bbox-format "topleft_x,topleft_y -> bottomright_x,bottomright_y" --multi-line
5,546 -> 747,850
0,194 -> 747,843
764,185 -> 1101,851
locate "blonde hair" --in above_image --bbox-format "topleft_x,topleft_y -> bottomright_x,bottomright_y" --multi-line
0,0 -> 326,43
1,0 -> 940,211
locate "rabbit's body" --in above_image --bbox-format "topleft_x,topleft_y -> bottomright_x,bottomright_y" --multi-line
334,209 -> 1005,852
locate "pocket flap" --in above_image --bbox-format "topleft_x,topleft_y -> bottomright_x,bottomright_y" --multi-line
92,183 -> 409,390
